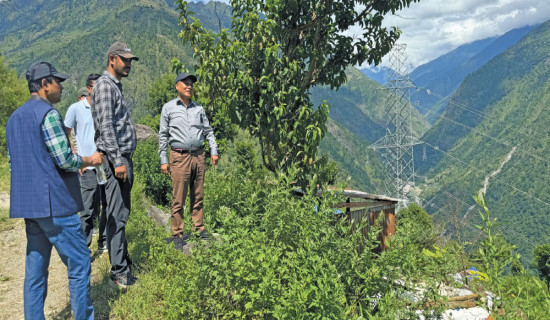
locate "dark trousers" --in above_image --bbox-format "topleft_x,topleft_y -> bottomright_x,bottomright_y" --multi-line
102,155 -> 133,275
79,168 -> 107,248
170,149 -> 205,236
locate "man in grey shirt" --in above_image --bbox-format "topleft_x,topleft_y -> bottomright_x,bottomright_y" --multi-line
158,72 -> 218,249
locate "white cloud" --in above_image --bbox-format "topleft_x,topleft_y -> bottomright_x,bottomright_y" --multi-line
194,0 -> 550,69
379,0 -> 550,68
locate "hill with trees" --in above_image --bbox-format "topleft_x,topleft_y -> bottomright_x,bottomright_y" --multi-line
0,0 -> 433,192
408,25 -> 535,124
416,19 -> 550,265
2,1 -> 550,318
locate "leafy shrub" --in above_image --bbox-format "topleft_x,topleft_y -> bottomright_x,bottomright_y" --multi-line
115,161 -> 439,319
133,137 -> 172,206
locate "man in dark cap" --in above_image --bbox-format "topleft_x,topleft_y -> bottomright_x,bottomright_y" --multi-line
158,72 -> 218,250
90,41 -> 139,288
6,61 -> 103,319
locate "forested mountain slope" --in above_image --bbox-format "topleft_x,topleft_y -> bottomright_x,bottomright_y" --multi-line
0,0 -> 423,193
417,19 -> 550,263
409,26 -> 534,123
0,0 -> 229,118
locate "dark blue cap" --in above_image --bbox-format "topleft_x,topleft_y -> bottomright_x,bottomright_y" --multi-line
175,72 -> 197,85
26,62 -> 69,82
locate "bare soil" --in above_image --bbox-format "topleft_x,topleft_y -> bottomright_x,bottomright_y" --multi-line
0,192 -> 107,320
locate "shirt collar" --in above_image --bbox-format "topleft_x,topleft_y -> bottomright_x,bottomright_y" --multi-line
103,70 -> 121,85
82,99 -> 91,108
30,94 -> 53,106
176,99 -> 194,108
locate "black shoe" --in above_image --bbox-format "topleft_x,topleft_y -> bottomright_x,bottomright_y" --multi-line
199,229 -> 209,241
110,272 -> 137,289
174,236 -> 187,250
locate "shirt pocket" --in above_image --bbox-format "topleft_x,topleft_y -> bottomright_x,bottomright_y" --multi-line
191,112 -> 203,128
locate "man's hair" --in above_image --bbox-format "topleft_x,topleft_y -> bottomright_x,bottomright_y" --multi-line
86,73 -> 101,87
28,76 -> 55,94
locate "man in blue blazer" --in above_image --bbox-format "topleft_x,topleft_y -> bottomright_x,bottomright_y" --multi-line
6,61 -> 103,320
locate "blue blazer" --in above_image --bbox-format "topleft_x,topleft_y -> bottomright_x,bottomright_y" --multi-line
6,98 -> 83,218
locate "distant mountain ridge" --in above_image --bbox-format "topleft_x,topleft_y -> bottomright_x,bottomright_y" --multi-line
416,19 -> 550,264
409,25 -> 535,123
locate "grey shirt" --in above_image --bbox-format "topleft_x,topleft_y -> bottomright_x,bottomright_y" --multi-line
91,71 -> 136,167
158,98 -> 218,165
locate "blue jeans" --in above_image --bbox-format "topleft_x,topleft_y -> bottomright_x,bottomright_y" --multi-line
24,214 -> 94,320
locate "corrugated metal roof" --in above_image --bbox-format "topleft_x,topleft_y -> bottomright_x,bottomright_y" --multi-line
317,187 -> 401,203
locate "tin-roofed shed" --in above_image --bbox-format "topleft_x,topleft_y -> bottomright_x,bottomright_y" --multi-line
318,188 -> 400,252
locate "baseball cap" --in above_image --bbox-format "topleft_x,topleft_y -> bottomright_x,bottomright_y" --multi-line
175,72 -> 197,85
26,62 -> 69,82
107,41 -> 139,60
77,87 -> 89,97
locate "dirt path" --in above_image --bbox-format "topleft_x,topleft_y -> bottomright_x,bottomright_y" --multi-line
0,192 -> 107,320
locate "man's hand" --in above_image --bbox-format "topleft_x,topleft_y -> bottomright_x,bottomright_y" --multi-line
160,163 -> 170,175
115,165 -> 127,182
82,152 -> 103,167
79,167 -> 88,176
211,155 -> 219,169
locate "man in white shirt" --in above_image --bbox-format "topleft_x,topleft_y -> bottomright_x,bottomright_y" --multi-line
65,74 -> 107,252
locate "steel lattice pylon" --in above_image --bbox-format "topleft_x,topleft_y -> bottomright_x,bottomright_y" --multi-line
371,44 -> 421,206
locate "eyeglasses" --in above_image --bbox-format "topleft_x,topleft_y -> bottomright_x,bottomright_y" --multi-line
181,80 -> 194,87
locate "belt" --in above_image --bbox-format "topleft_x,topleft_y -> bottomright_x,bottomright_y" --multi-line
171,146 -> 202,155
96,150 -> 134,158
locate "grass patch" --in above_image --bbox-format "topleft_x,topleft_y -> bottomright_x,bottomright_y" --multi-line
89,178 -> 168,319
0,208 -> 16,232
0,155 -> 10,192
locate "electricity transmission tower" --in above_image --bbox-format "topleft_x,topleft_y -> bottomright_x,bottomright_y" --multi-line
370,44 -> 421,206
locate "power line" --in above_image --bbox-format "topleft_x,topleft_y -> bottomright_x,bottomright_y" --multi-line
439,115 -> 550,168
422,140 -> 550,208
415,84 -> 550,148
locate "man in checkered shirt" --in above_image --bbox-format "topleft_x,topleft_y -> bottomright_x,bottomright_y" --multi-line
90,41 -> 139,288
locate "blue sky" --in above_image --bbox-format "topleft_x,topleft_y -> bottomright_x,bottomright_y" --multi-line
193,0 -> 550,68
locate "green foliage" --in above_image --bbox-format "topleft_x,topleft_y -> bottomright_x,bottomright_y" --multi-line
511,253 -> 525,275
138,114 -> 161,132
492,274 -> 550,319
397,203 -> 438,250
532,244 -> 550,288
0,55 -> 29,154
143,72 -> 177,116
177,0 -> 419,188
104,162 -> 550,319
112,154 -> 449,319
133,137 -> 172,207
471,192 -> 516,292
418,19 -> 550,265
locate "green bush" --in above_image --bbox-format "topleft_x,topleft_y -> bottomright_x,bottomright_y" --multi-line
133,137 -> 172,206
113,161 -> 440,319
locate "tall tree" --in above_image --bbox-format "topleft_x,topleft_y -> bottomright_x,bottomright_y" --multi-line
0,55 -> 29,154
177,0 -> 419,186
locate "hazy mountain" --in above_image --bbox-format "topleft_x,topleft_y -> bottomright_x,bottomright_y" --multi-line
406,26 -> 535,124
359,65 -> 393,85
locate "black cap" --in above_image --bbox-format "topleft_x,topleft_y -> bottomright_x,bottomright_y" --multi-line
26,62 -> 69,82
175,72 -> 197,85
107,41 -> 139,60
